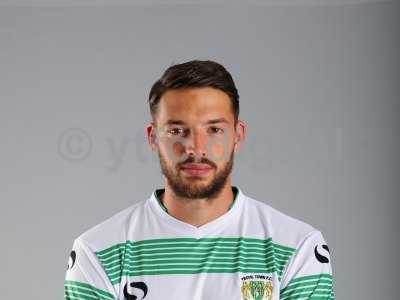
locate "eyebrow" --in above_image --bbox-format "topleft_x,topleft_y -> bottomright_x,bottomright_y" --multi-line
165,118 -> 229,126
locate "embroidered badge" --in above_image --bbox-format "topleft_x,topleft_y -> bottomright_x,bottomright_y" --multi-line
240,274 -> 273,300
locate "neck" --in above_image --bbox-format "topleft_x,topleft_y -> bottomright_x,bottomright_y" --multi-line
160,179 -> 235,227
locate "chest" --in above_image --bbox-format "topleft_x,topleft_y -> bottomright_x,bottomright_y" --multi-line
98,237 -> 292,300
118,272 -> 280,300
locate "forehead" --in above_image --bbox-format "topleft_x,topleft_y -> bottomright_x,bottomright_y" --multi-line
157,87 -> 234,125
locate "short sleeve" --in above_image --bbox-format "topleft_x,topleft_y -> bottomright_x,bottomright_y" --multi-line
279,230 -> 335,300
64,238 -> 117,300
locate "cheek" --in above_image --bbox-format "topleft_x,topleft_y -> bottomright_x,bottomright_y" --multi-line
159,141 -> 186,163
172,141 -> 185,155
209,139 -> 233,162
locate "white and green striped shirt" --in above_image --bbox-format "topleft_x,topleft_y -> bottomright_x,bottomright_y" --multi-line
65,185 -> 334,300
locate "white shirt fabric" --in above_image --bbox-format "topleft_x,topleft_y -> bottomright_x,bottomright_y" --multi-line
64,185 -> 334,300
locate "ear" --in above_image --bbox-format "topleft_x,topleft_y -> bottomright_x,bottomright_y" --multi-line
146,122 -> 158,152
233,120 -> 246,152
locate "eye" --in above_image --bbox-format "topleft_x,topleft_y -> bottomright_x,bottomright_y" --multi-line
168,128 -> 187,136
209,127 -> 224,134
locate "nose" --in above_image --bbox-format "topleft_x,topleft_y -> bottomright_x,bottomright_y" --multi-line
184,130 -> 208,158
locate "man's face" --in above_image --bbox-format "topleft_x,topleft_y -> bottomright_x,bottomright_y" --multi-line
150,87 -> 241,199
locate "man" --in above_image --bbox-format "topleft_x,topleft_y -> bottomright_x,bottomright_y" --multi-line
64,60 -> 334,300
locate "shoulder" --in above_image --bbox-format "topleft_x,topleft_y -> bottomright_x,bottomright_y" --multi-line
74,198 -> 147,252
243,194 -> 319,249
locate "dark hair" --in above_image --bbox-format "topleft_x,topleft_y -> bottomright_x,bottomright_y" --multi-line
148,59 -> 239,125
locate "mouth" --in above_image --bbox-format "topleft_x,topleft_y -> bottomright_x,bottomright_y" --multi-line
181,163 -> 213,176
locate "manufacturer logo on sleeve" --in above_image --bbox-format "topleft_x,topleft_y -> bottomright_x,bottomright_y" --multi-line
124,281 -> 148,300
67,250 -> 76,270
314,244 -> 330,263
240,274 -> 273,300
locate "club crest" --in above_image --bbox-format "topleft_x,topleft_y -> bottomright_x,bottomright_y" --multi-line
240,275 -> 273,300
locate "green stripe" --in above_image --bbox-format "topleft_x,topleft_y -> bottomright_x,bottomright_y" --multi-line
281,278 -> 332,292
280,274 -> 334,300
96,243 -> 125,257
95,237 -> 295,285
283,273 -> 332,285
64,280 -> 115,300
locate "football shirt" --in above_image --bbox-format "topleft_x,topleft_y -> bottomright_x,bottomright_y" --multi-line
64,185 -> 334,300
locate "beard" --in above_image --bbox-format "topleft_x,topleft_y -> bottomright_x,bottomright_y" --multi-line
157,148 -> 234,200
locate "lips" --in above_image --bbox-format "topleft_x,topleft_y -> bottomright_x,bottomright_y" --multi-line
181,163 -> 213,170
181,164 -> 213,177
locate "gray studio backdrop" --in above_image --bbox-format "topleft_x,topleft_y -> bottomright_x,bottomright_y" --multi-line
1,1 -> 399,299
